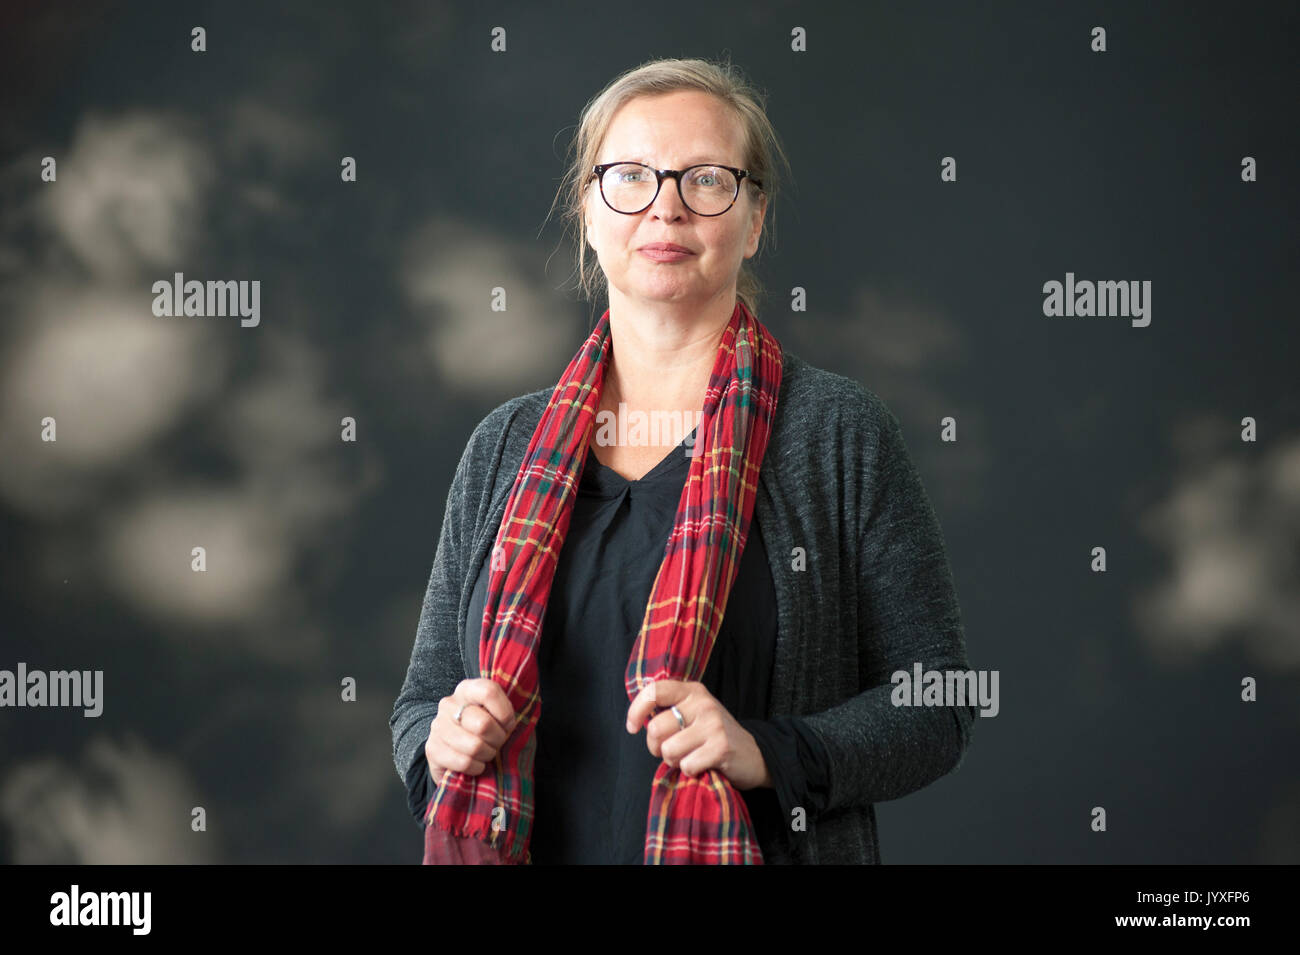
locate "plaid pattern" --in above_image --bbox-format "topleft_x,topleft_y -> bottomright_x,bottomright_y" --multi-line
424,299 -> 783,865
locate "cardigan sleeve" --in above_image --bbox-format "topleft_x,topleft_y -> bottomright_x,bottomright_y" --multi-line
404,744 -> 435,828
739,716 -> 832,822
798,399 -> 976,814
389,420 -> 494,825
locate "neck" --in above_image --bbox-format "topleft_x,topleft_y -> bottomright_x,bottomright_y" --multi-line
600,286 -> 739,414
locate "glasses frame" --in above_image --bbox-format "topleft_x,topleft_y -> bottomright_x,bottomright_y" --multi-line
591,162 -> 764,217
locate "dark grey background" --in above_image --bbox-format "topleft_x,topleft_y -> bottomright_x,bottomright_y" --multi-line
1,0 -> 1296,863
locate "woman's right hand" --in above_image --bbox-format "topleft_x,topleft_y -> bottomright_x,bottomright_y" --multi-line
425,678 -> 519,787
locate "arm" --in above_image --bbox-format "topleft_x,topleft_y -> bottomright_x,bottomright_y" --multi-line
389,424 -> 487,827
799,399 -> 976,814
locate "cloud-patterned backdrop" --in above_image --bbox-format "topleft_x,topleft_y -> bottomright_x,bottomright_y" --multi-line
0,0 -> 1296,863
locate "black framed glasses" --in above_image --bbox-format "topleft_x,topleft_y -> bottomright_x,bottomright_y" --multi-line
591,162 -> 763,216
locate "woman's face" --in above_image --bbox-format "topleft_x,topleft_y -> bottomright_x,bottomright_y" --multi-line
584,90 -> 766,310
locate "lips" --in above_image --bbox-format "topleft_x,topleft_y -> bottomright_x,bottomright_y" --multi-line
640,243 -> 693,254
639,242 -> 694,263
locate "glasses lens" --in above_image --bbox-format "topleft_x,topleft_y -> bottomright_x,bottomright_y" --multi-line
601,163 -> 658,213
681,165 -> 738,215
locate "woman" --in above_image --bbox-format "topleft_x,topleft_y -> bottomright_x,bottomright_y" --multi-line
390,57 -> 975,864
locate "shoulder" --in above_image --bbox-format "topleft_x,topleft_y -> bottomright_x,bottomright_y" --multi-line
773,348 -> 901,453
462,386 -> 551,456
770,349 -> 930,546
449,386 -> 553,497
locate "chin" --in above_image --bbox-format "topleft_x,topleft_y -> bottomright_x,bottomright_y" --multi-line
631,271 -> 701,295
632,284 -> 697,304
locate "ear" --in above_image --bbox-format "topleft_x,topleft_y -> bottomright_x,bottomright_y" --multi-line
745,192 -> 767,258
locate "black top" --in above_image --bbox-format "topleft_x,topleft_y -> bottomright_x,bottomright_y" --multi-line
406,425 -> 831,863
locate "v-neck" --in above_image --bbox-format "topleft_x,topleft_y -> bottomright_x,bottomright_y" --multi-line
581,425 -> 700,497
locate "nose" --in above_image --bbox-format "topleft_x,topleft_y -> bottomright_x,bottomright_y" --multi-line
647,171 -> 688,220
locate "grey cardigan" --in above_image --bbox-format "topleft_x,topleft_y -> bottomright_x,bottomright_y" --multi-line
389,347 -> 976,864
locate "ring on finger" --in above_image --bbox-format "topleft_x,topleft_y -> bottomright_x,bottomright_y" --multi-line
454,701 -> 484,724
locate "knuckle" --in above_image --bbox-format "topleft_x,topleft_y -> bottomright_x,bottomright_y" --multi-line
469,733 -> 495,758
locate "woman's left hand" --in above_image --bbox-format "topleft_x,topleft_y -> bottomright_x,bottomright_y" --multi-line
626,679 -> 771,791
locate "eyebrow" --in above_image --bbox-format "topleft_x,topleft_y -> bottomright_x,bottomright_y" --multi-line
620,155 -> 737,167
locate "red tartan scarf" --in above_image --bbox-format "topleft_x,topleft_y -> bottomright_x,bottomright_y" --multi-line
423,298 -> 782,864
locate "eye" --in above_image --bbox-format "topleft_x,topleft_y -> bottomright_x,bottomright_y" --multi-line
686,167 -> 729,188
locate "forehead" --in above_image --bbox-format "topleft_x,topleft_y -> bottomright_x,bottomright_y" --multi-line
599,91 -> 745,164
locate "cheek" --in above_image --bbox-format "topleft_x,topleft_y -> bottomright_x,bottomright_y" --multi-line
601,222 -> 640,256
711,226 -> 749,262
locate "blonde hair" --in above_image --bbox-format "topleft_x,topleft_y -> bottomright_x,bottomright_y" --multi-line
548,56 -> 791,318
